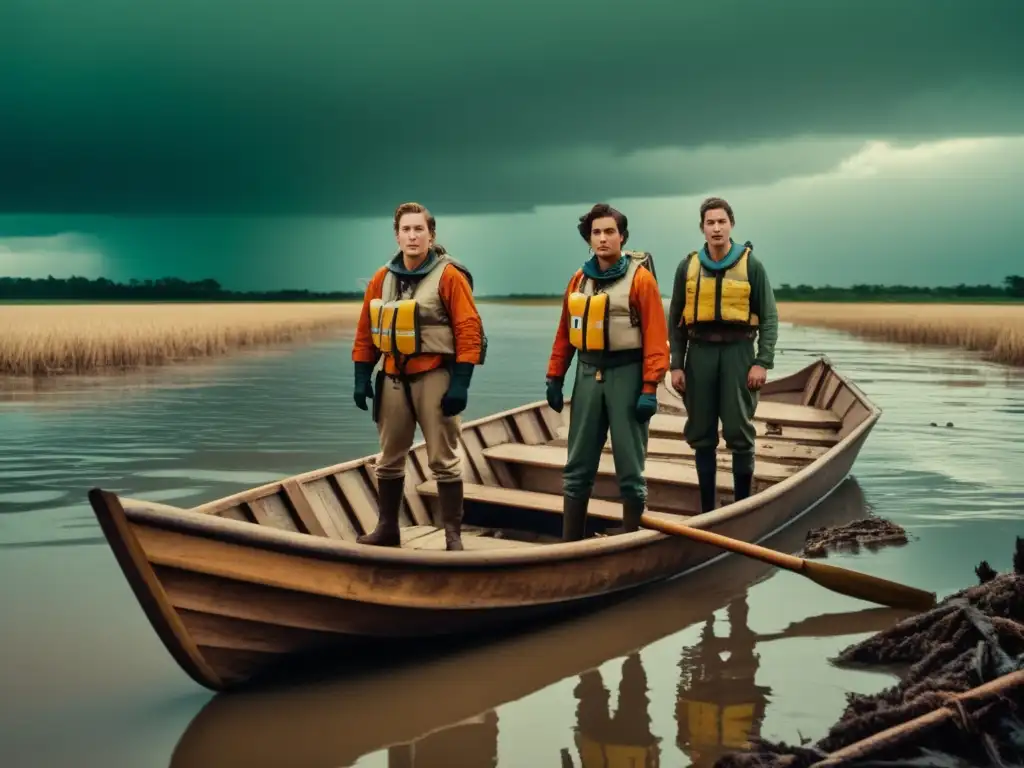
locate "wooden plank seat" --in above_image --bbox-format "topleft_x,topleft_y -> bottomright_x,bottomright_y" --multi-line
655,388 -> 844,428
416,480 -> 689,526
645,413 -> 840,446
548,428 -> 823,468
654,389 -> 843,430
480,443 -> 789,491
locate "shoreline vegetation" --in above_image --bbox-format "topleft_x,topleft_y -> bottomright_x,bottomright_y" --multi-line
1,275 -> 1023,375
777,303 -> 1024,367
1,303 -> 361,376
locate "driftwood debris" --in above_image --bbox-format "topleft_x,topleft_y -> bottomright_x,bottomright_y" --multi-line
800,514 -> 909,559
714,537 -> 1024,768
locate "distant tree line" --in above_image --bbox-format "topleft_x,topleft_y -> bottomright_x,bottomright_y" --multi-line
774,275 -> 1024,301
475,276 -> 1024,302
1,274 -> 1022,302
0,275 -> 362,301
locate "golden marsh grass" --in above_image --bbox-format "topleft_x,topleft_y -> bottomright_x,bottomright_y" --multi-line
0,302 -> 361,376
778,302 -> 1024,366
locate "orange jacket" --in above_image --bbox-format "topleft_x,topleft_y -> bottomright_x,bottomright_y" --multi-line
547,265 -> 669,393
352,262 -> 484,376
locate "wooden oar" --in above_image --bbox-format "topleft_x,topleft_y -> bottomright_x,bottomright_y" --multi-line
640,514 -> 937,612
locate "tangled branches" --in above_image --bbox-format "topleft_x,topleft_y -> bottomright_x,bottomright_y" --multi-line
715,538 -> 1024,768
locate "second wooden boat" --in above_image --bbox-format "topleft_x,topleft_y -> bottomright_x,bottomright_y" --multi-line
87,356 -> 880,692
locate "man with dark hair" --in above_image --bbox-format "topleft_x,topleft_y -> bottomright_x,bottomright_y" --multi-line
667,196 -> 778,512
546,203 -> 669,540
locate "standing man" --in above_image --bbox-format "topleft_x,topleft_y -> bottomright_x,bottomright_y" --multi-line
667,196 -> 778,513
546,203 -> 669,541
351,201 -> 486,551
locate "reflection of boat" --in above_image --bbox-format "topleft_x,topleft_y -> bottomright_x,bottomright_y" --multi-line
387,711 -> 499,768
168,477 -> 912,768
87,357 -> 881,691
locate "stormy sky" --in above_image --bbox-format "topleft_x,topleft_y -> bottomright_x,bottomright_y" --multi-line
1,0 -> 1022,292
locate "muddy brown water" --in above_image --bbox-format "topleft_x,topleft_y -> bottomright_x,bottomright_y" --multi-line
1,304 -> 1023,767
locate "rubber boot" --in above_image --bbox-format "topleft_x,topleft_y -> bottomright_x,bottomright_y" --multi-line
621,498 -> 645,533
357,475 -> 405,547
437,479 -> 465,551
733,469 -> 753,502
694,447 -> 718,513
563,495 -> 589,541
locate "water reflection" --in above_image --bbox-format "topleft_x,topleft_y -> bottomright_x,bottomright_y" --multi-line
675,596 -> 769,767
388,712 -> 499,768
569,652 -> 661,768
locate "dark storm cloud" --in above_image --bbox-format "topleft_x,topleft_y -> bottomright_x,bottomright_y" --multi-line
2,0 -> 1022,216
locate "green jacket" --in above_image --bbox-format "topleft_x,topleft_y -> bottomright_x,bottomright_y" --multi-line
667,250 -> 779,371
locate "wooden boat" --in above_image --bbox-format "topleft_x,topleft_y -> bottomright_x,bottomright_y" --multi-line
87,356 -> 880,692
168,477 -> 911,768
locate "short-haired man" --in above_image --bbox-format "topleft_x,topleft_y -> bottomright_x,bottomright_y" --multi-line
667,197 -> 778,512
351,202 -> 486,551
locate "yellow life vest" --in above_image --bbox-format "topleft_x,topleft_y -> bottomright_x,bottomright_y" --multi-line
681,243 -> 759,327
678,698 -> 758,750
566,251 -> 654,353
368,253 -> 475,358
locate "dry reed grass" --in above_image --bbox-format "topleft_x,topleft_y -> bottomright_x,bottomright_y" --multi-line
778,302 -> 1024,366
0,302 -> 361,376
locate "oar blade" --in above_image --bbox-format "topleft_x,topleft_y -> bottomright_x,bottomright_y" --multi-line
802,560 -> 937,612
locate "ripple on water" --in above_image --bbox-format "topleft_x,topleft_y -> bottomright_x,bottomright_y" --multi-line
134,469 -> 289,484
129,487 -> 208,503
0,490 -> 68,506
0,536 -> 108,550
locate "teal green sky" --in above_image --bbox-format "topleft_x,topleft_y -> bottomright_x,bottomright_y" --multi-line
1,1 -> 1022,292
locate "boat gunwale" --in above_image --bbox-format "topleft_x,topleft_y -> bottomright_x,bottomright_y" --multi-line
107,358 -> 881,569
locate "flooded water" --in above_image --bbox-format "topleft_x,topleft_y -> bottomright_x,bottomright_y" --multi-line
2,303 -> 1023,768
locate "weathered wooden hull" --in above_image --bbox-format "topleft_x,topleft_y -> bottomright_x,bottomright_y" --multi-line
87,356 -> 881,691
169,479 -> 909,768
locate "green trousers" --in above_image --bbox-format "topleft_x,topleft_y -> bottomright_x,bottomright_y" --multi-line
564,359 -> 650,503
682,338 -> 758,475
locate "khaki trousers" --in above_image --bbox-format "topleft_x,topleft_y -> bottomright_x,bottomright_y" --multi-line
375,366 -> 462,482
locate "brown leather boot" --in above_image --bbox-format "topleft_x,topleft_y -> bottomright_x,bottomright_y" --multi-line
621,498 -> 645,533
563,495 -> 589,541
357,476 -> 404,547
437,479 -> 465,551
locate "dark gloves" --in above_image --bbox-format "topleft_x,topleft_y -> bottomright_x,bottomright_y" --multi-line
635,392 -> 658,423
353,361 -> 375,411
441,362 -> 474,417
546,376 -> 564,413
